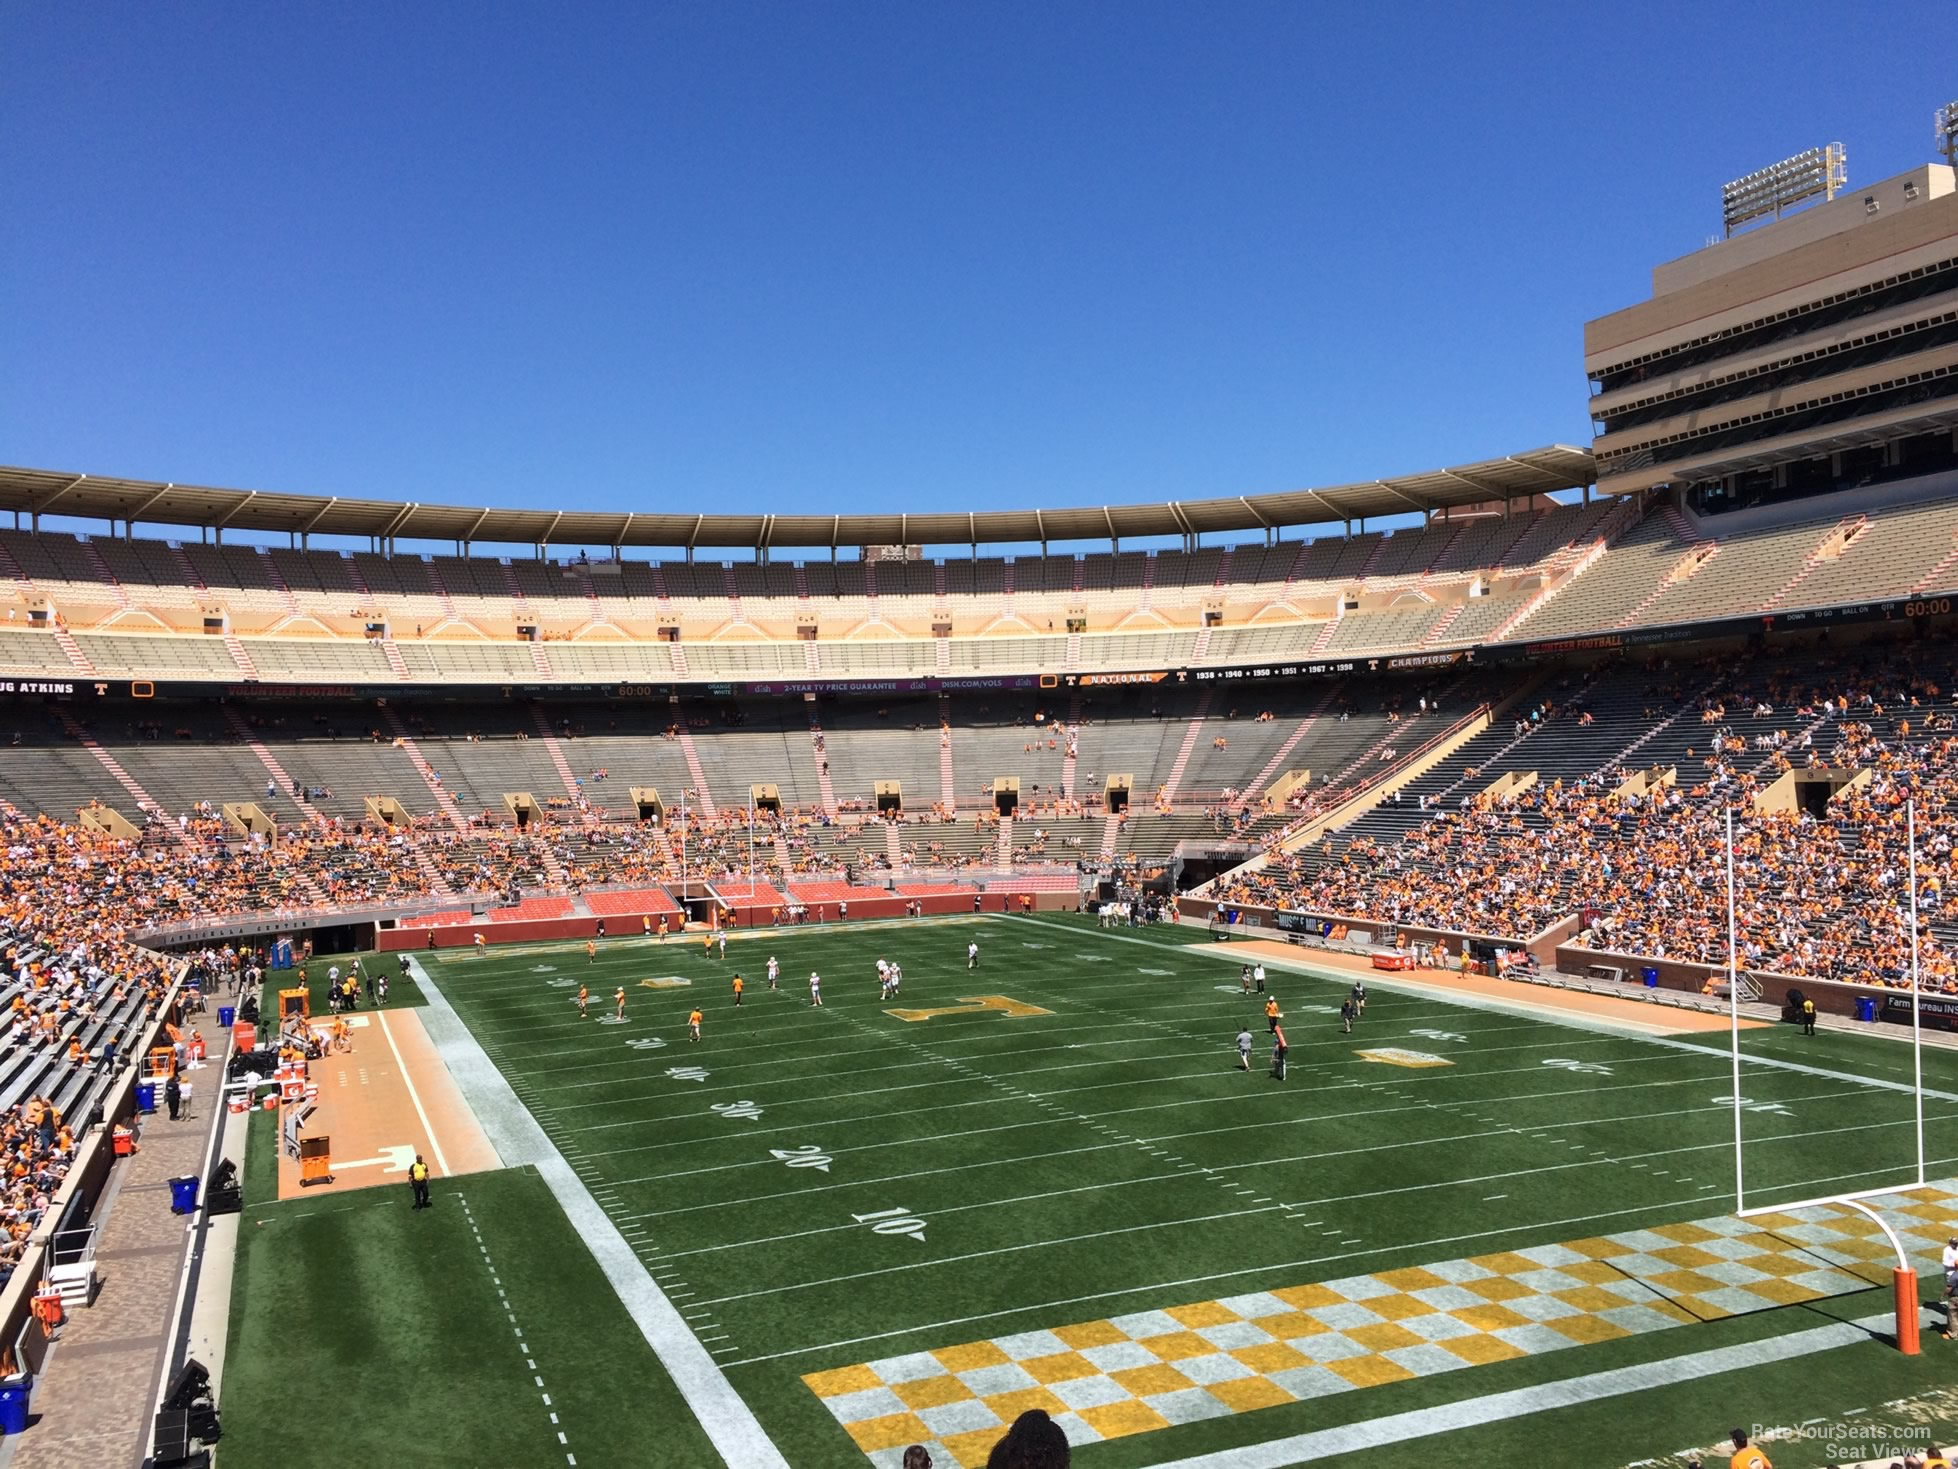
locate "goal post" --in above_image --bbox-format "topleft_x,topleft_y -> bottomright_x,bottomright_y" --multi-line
1725,802 -> 1929,1354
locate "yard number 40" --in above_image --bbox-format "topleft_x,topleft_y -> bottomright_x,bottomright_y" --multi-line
854,1206 -> 928,1242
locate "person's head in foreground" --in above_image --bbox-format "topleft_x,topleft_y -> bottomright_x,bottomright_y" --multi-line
987,1408 -> 1070,1468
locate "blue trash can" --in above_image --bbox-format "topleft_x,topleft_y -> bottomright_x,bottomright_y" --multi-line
135,1081 -> 157,1114
0,1380 -> 30,1435
218,1005 -> 236,1029
168,1176 -> 199,1215
1856,996 -> 1879,1022
1641,968 -> 1659,987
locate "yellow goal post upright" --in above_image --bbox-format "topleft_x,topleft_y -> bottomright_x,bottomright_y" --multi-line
1723,803 -> 1928,1354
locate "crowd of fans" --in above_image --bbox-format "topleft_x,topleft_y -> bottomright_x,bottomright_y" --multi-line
0,816 -> 184,1286
1223,648 -> 1958,991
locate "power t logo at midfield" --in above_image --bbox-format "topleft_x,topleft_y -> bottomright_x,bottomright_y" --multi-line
884,995 -> 1054,1023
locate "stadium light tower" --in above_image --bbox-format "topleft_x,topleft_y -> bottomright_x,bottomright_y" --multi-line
1720,143 -> 1847,236
1939,101 -> 1958,170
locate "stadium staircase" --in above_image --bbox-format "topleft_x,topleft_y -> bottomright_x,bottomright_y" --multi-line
1419,602 -> 1466,647
1912,538 -> 1958,594
934,634 -> 950,672
722,564 -> 745,627
993,815 -> 1013,871
1064,631 -> 1081,671
221,632 -> 259,678
531,707 -> 584,802
1268,677 -> 1540,863
528,641 -> 553,678
1236,689 -> 1337,809
884,822 -> 902,867
59,712 -> 178,838
77,539 -> 131,608
937,694 -> 957,809
572,563 -> 615,633
423,559 -> 464,632
803,637 -> 820,672
1491,495 -> 1644,642
668,642 -> 689,677
50,626 -> 93,673
259,545 -> 303,616
809,716 -> 839,816
0,538 -> 36,598
1158,691 -> 1213,801
379,637 -> 413,679
168,542 -> 205,592
498,560 -> 532,626
674,725 -> 716,812
1097,810 -> 1122,863
1589,674 -> 1724,779
1308,613 -> 1340,655
224,707 -> 326,828
1190,627 -> 1212,663
1060,690 -> 1082,800
1137,555 -> 1155,614
1612,542 -> 1720,629
1354,534 -> 1392,580
380,706 -> 470,833
1760,516 -> 1867,612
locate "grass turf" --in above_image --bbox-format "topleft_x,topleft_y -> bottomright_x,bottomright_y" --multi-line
400,913 -> 1958,1467
221,1162 -> 721,1468
260,947 -> 428,1016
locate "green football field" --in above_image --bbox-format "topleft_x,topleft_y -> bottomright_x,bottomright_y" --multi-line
249,914 -> 1958,1467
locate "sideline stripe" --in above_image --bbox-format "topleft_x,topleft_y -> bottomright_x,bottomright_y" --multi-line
1144,1312 -> 1886,1468
378,1009 -> 452,1176
406,958 -> 789,1469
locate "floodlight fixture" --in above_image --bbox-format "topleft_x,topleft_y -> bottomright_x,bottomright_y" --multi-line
1939,101 -> 1958,170
1720,143 -> 1847,236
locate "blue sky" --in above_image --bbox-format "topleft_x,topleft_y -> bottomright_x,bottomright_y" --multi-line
5,2 -> 1954,543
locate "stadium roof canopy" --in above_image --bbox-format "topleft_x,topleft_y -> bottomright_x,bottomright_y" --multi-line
0,446 -> 1595,550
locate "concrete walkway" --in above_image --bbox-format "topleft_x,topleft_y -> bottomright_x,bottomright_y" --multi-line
1,1004 -> 229,1469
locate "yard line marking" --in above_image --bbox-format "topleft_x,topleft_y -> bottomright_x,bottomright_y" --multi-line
721,1155 -> 1923,1366
701,1201 -> 1292,1306
581,1037 -> 1681,1158
460,1194 -> 569,1467
378,1009 -> 451,1176
664,1164 -> 1222,1258
407,958 -> 790,1469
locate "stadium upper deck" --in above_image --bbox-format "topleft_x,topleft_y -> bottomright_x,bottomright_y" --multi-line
0,452 -> 1956,691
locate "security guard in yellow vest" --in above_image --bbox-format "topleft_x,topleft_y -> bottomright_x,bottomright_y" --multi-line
1801,997 -> 1817,1036
409,1154 -> 432,1210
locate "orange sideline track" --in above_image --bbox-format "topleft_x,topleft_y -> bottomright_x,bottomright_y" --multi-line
274,1008 -> 499,1199
1213,938 -> 1768,1035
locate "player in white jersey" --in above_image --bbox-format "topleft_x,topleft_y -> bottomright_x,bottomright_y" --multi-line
967,940 -> 979,970
875,957 -> 889,993
809,971 -> 823,1006
766,955 -> 779,990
